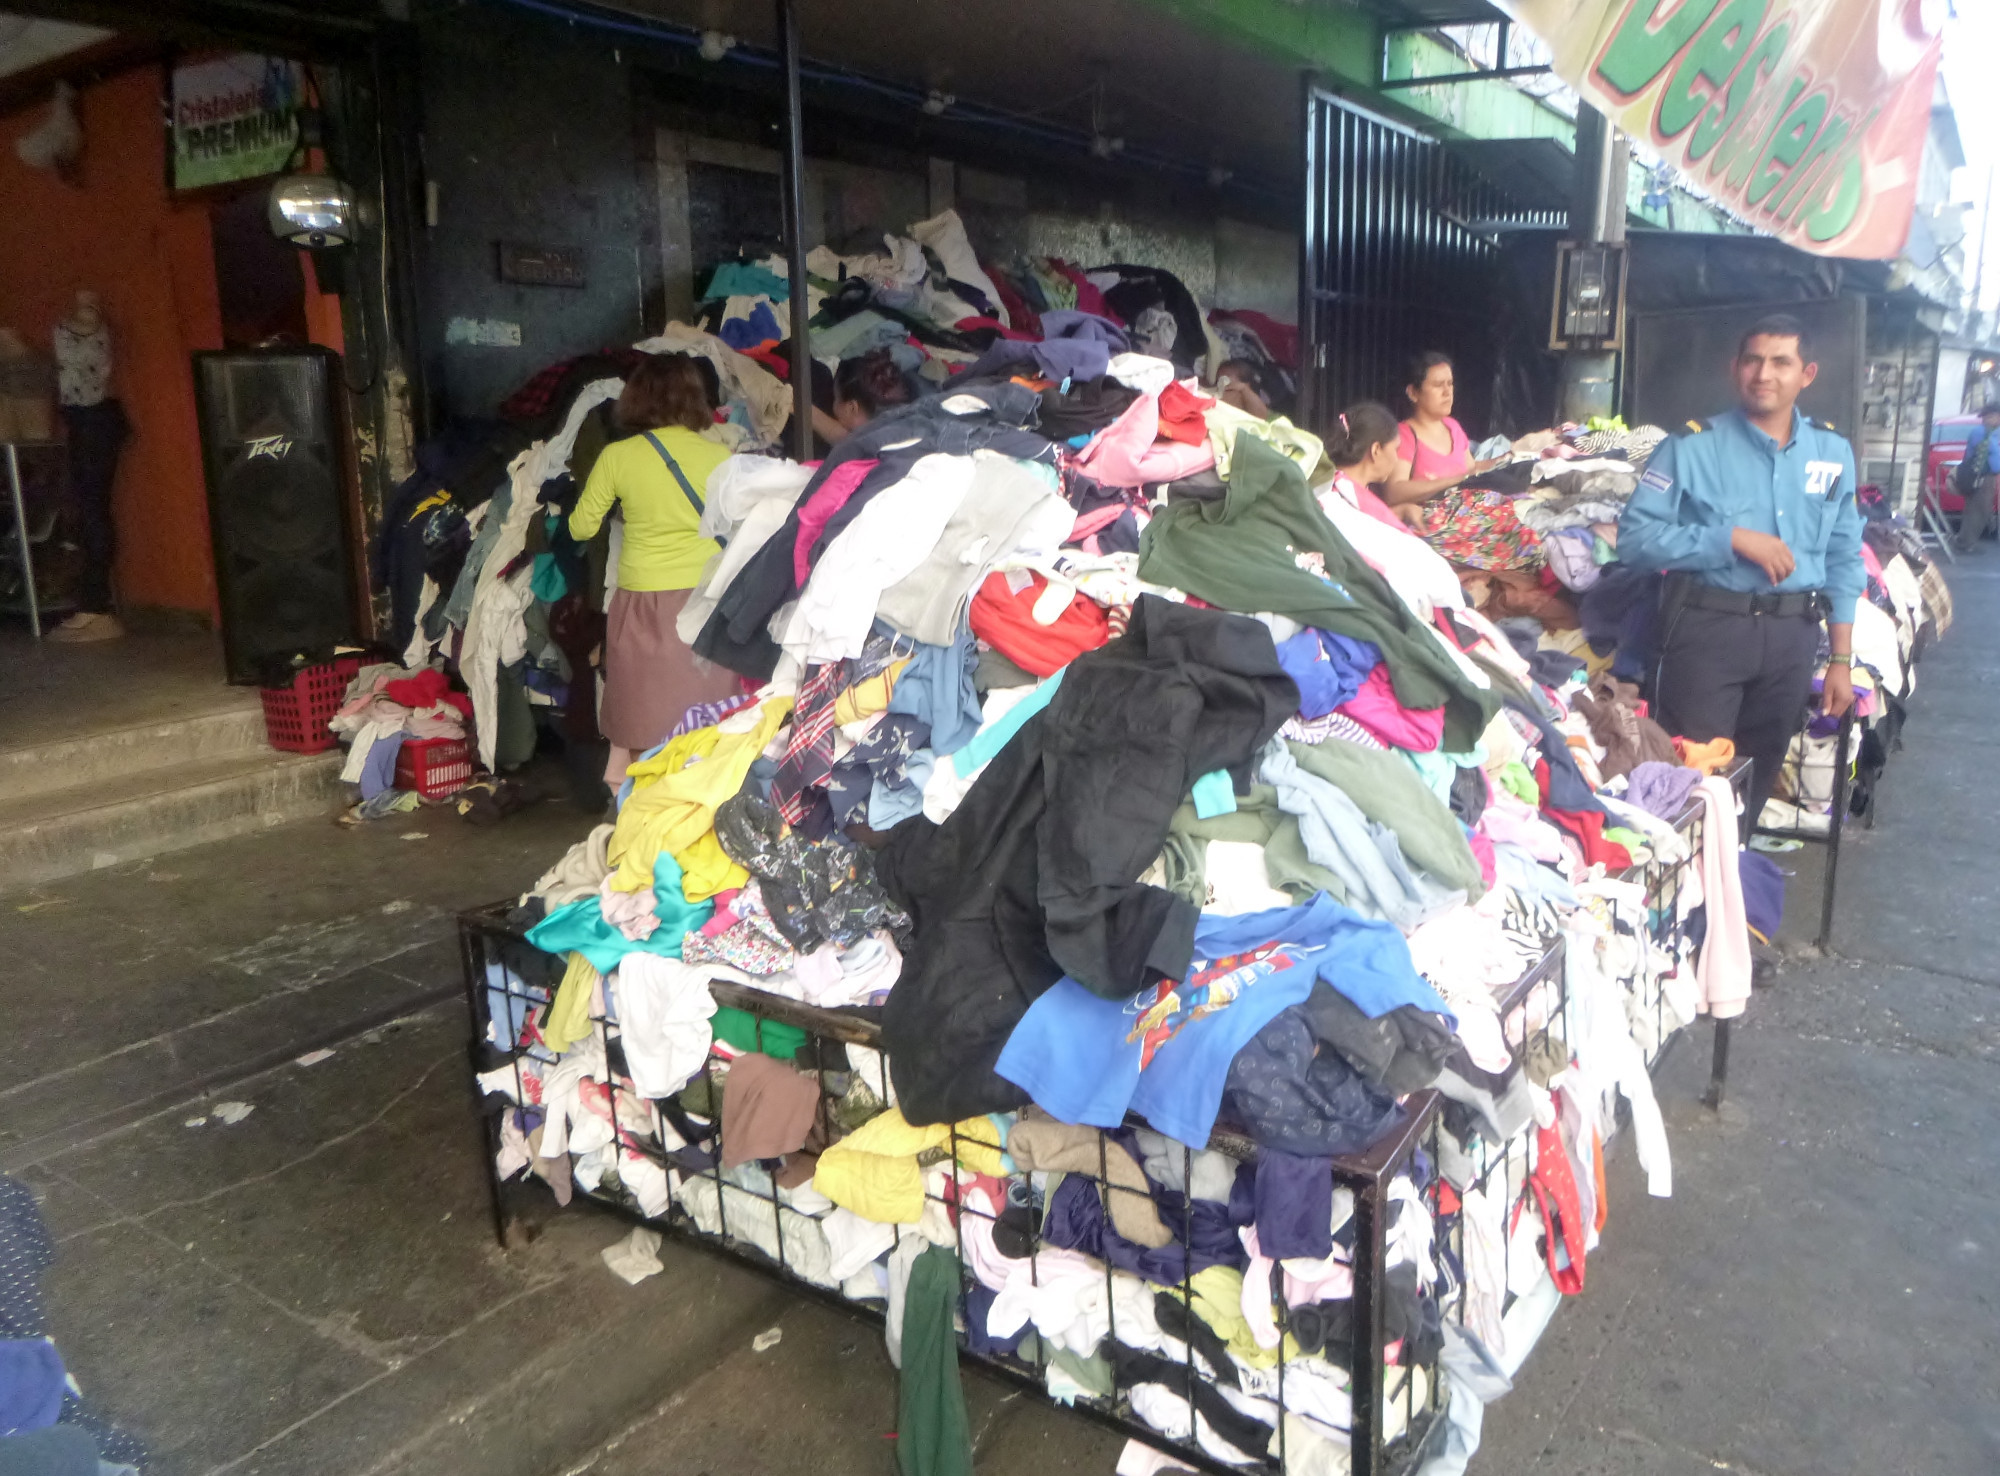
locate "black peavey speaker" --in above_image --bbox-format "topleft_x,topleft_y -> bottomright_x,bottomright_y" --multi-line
192,348 -> 361,684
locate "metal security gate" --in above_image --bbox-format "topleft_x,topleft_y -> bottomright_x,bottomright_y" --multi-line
1299,85 -> 1557,436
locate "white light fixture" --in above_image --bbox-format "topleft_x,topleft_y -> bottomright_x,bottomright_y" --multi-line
268,172 -> 357,248
922,89 -> 954,116
699,29 -> 736,62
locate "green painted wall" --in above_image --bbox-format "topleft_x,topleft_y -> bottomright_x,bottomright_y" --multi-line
1384,31 -> 1574,143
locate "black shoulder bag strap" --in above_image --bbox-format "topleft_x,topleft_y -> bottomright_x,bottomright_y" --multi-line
642,432 -> 705,517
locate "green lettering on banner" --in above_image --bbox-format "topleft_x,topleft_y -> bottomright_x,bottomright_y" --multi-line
1723,75 -> 1804,191
1772,109 -> 1853,220
1694,21 -> 1791,166
1597,0 -> 1723,96
1747,89 -> 1828,206
1803,109 -> 1880,242
1656,0 -> 1765,139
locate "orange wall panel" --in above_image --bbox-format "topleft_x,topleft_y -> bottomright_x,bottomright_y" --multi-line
0,68 -> 224,617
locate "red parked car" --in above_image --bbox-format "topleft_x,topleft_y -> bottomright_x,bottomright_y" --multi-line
1928,413 -> 1986,513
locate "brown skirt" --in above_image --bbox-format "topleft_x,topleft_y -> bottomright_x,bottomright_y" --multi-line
600,587 -> 741,750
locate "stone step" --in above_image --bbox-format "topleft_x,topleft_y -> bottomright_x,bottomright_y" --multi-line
0,698 -> 274,804
0,749 -> 346,895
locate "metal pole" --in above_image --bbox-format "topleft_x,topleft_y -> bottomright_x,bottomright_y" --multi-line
1299,72 -> 1322,432
1817,706 -> 1855,951
775,0 -> 812,461
7,444 -> 38,641
1558,108 -> 1621,424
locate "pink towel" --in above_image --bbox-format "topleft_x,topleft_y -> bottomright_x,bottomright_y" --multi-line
793,458 -> 879,585
1074,390 -> 1214,489
1335,664 -> 1446,752
1693,774 -> 1752,1019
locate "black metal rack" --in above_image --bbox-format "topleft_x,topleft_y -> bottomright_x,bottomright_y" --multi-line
454,785 -> 1732,1476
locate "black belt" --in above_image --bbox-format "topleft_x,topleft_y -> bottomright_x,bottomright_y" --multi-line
1666,574 -> 1827,619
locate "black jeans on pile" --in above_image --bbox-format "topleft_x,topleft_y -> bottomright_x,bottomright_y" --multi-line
60,401 -> 129,614
1651,602 -> 1819,833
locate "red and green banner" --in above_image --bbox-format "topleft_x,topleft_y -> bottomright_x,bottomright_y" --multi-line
1510,0 -> 1945,259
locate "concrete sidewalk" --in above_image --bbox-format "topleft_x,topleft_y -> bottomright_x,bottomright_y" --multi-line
12,570 -> 2000,1475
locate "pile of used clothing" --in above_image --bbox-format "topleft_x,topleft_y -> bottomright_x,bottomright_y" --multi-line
0,1175 -> 147,1473
1758,513 -> 1948,835
476,347 -> 1779,1471
328,662 -> 473,821
383,214 -> 1287,796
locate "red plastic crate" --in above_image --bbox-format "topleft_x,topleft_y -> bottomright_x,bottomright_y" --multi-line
260,656 -> 363,755
396,736 -> 475,801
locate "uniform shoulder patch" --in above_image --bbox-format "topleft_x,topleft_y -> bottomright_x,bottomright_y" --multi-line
1683,418 -> 1707,434
1639,467 -> 1672,493
1808,416 -> 1838,432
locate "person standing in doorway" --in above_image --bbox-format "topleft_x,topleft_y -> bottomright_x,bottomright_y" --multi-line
47,290 -> 128,643
1617,313 -> 1863,831
1955,403 -> 2000,553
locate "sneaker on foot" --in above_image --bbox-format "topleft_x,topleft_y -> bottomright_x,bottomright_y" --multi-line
46,611 -> 125,643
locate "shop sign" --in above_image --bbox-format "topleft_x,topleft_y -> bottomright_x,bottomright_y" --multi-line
497,243 -> 589,288
171,54 -> 306,192
1508,0 -> 1945,259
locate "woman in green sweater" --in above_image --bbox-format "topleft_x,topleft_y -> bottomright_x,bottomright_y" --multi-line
569,353 -> 740,786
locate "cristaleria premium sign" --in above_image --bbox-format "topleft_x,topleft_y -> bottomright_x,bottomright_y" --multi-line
1509,0 -> 1945,259
171,54 -> 306,192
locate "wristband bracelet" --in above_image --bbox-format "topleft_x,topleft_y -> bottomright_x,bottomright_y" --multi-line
1827,654 -> 1853,667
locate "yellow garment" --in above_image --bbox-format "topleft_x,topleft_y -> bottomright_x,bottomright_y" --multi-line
1676,735 -> 1736,774
675,830 -> 747,903
1205,401 -> 1326,481
831,658 -> 910,726
541,952 -> 602,1055
568,426 -> 732,591
1186,1266 -> 1298,1368
608,698 -> 793,893
814,1107 -> 1011,1223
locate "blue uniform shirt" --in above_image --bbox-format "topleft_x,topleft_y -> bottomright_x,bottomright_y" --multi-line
1964,423 -> 2000,475
1616,407 -> 1865,625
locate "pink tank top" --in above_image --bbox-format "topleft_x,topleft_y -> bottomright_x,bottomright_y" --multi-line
1397,417 -> 1470,480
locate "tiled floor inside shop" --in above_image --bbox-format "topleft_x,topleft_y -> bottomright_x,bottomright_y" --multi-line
4,568 -> 2000,1476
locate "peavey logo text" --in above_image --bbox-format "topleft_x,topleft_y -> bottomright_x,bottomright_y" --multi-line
245,435 -> 293,461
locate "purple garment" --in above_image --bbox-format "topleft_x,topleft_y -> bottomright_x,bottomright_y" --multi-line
358,730 -> 407,801
1276,629 -> 1381,719
1041,1171 -> 1249,1287
0,1338 -> 66,1435
1624,760 -> 1702,820
959,310 -> 1131,385
1253,1149 -> 1334,1262
1739,850 -> 1785,942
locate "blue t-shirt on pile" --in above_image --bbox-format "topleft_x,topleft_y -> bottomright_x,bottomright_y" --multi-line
995,893 -> 1447,1147
1275,629 -> 1380,719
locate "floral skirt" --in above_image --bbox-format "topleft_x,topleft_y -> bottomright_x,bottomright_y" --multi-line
1412,487 -> 1543,572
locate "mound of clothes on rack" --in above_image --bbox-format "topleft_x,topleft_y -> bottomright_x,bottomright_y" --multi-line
1756,512 -> 1948,835
470,351 -> 1791,1474
379,210 -> 1300,793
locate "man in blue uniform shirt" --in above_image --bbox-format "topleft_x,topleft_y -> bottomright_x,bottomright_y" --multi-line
1956,403 -> 2000,552
1618,313 -> 1862,831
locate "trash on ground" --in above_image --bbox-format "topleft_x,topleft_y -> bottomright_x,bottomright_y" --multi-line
600,1226 -> 664,1284
752,1326 -> 783,1353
